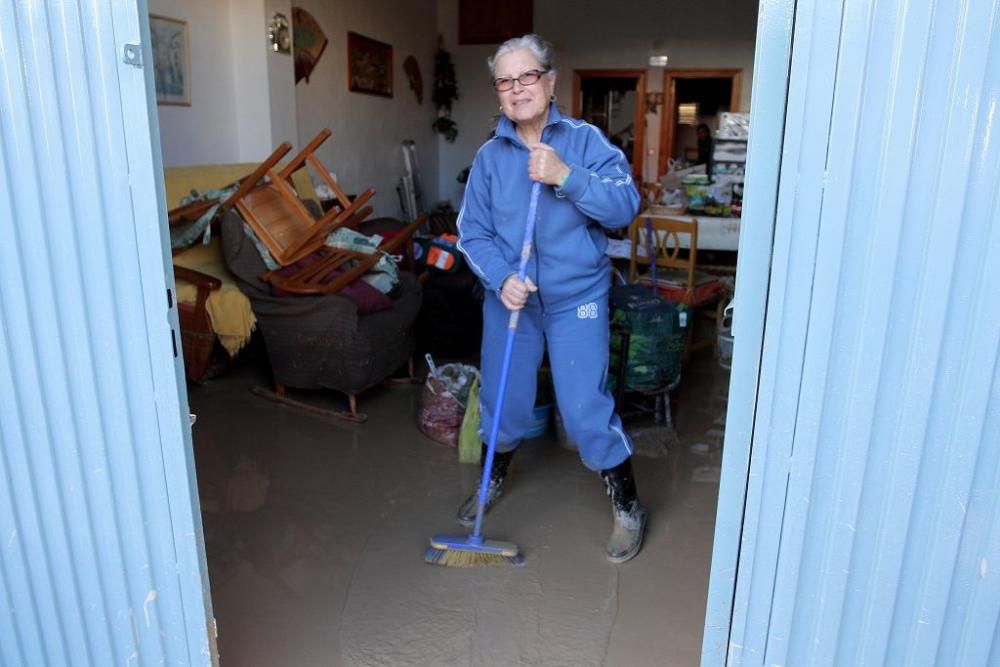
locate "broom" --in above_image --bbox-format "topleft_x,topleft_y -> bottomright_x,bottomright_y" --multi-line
424,181 -> 542,567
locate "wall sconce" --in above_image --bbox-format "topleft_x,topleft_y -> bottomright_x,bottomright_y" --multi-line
268,13 -> 291,54
645,92 -> 665,115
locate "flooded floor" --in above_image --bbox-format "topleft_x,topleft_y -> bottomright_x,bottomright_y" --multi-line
188,353 -> 729,667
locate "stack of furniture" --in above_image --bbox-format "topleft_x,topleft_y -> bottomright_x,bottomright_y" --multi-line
167,130 -> 424,422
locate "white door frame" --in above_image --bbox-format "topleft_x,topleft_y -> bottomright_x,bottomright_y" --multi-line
700,0 -> 797,663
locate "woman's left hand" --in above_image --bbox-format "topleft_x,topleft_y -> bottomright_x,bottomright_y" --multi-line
528,143 -> 571,187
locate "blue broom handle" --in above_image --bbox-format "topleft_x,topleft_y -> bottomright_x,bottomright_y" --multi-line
472,182 -> 541,541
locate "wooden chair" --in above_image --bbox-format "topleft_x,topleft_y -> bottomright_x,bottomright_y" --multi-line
260,215 -> 425,296
222,129 -> 429,297
172,265 -> 222,382
628,214 -> 726,357
222,128 -> 375,267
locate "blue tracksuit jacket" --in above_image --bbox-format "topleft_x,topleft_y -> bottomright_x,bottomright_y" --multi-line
457,104 -> 640,312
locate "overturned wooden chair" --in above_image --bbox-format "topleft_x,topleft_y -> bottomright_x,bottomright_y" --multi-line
224,129 -> 423,296
222,128 -> 375,266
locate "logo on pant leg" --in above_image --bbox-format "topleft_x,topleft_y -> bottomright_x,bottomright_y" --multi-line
577,302 -> 599,319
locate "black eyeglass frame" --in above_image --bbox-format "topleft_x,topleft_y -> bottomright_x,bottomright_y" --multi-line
492,69 -> 550,92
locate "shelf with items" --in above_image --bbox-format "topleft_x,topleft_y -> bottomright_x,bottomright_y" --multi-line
713,138 -> 748,164
698,112 -> 747,217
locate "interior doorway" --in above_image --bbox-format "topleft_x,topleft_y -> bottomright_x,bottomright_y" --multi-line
156,12 -> 770,667
572,69 -> 646,178
658,69 -> 742,178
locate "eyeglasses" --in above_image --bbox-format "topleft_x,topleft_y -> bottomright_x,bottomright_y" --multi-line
493,69 -> 548,92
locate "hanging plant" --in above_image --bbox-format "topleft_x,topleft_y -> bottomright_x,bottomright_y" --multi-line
432,36 -> 459,142
432,117 -> 458,143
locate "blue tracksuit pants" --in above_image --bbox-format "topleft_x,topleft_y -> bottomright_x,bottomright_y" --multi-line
478,291 -> 633,472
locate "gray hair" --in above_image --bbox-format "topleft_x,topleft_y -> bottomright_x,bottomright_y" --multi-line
487,34 -> 555,76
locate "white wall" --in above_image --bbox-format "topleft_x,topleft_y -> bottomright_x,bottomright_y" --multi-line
437,0 -> 759,202
294,0 -> 440,218
151,0 -> 240,166
266,0 -> 298,151
228,0 -> 273,162
153,0 -> 755,199
152,0 -> 297,166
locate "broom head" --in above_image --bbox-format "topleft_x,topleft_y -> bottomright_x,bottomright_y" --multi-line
425,534 -> 524,567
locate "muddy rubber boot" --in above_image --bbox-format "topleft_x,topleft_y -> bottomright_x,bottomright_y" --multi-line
457,444 -> 515,526
600,458 -> 647,564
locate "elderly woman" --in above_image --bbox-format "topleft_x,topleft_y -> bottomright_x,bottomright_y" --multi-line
456,34 -> 645,563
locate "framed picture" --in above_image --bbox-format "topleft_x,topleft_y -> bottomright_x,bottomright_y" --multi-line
347,32 -> 392,98
149,15 -> 191,106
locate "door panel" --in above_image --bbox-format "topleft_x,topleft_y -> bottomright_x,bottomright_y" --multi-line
0,0 -> 213,664
722,0 -> 1000,664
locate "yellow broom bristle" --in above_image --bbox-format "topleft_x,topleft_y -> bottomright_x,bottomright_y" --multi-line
424,547 -> 524,567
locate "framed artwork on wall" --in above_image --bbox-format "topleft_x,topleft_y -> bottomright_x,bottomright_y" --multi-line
149,15 -> 191,106
347,31 -> 393,98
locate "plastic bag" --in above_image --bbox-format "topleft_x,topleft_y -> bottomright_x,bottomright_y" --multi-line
609,284 -> 687,393
417,361 -> 479,448
661,162 -> 707,191
457,376 -> 481,463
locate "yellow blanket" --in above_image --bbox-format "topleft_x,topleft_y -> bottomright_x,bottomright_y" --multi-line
165,162 -> 317,358
173,238 -> 256,356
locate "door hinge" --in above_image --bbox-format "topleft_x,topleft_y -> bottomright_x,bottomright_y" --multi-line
170,329 -> 178,357
122,43 -> 142,67
166,288 -> 173,308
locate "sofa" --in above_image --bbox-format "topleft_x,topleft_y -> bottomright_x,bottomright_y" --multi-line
166,164 -> 423,419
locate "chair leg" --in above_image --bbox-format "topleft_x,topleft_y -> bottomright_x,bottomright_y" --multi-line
714,298 -> 726,359
655,393 -> 666,425
387,357 -> 420,384
662,392 -> 676,432
251,383 -> 368,423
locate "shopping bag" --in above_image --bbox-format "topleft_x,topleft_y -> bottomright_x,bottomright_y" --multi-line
417,361 -> 478,448
457,376 -> 481,463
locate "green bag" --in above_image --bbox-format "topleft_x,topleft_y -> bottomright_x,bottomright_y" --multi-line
457,376 -> 481,463
609,284 -> 687,393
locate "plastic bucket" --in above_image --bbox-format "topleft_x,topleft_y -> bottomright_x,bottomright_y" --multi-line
525,403 -> 552,438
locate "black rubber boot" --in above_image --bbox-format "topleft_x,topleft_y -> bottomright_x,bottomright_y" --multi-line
600,457 -> 647,563
457,443 -> 515,526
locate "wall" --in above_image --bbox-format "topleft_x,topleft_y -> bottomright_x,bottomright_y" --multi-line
153,0 -> 755,204
151,0 -> 240,165
152,0 -> 297,168
294,0 -> 440,218
437,0 -> 759,202
435,0 -> 497,206
266,0 -> 298,151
